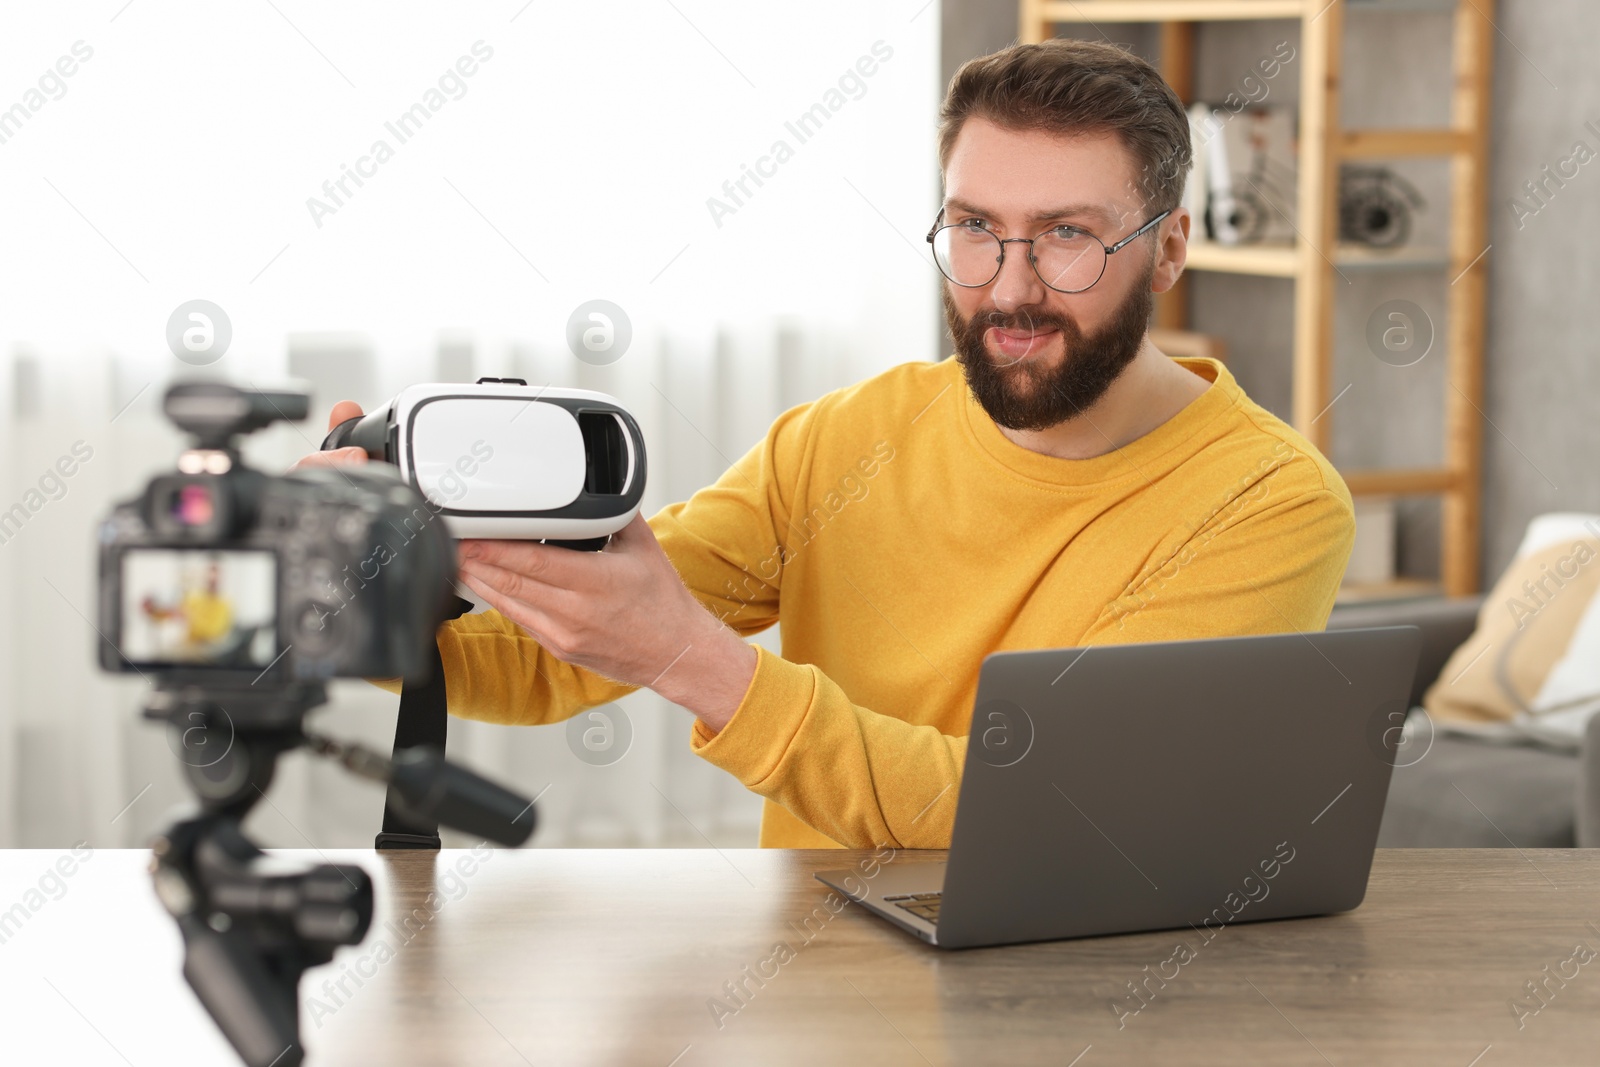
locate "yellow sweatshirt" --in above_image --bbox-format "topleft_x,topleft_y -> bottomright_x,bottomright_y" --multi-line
382,356 -> 1354,850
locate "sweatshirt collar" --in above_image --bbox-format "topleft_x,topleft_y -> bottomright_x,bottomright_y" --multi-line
956,356 -> 1241,489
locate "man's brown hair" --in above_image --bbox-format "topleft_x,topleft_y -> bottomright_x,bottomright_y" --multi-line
937,38 -> 1192,215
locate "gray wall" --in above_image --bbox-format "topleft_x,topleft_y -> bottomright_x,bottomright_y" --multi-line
938,0 -> 1600,589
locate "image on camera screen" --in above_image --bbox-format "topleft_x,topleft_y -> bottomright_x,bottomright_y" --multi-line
121,549 -> 277,668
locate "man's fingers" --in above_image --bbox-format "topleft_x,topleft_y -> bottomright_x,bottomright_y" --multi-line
292,402 -> 363,473
327,399 -> 364,433
458,557 -> 577,613
460,538 -> 584,587
288,446 -> 368,472
458,571 -> 563,648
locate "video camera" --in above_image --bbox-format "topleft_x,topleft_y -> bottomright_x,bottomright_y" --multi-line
96,381 -> 540,1067
98,381 -> 456,683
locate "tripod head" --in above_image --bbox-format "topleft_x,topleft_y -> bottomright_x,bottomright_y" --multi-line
144,679 -> 535,1067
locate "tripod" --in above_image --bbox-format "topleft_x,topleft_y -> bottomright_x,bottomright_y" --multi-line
144,679 -> 534,1067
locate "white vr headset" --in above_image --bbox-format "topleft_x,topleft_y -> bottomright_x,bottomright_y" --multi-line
321,377 -> 646,545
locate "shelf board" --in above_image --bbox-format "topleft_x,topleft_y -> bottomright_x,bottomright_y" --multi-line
1347,0 -> 1460,11
1041,0 -> 1307,20
1336,244 -> 1453,271
1335,578 -> 1445,605
1339,128 -> 1471,158
1343,468 -> 1460,496
1184,240 -> 1452,277
1184,241 -> 1298,276
1039,0 -> 1459,21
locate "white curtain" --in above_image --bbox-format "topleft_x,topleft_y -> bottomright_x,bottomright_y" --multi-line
0,0 -> 940,849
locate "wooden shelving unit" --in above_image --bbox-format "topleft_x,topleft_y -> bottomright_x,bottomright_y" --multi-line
1184,240 -> 1453,277
1020,0 -> 1494,597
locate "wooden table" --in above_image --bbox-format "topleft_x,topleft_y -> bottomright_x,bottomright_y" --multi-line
3,847 -> 1599,1065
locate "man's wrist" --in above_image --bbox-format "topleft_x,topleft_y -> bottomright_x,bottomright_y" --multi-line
650,624 -> 757,734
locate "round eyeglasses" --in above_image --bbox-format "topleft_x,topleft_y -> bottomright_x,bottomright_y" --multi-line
925,208 -> 1171,294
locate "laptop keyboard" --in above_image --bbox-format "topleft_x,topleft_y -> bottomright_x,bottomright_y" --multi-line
883,892 -> 941,923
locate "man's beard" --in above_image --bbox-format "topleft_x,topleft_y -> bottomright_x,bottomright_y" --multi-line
945,263 -> 1154,432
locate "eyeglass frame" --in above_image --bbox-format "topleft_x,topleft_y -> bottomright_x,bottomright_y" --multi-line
923,207 -> 1173,294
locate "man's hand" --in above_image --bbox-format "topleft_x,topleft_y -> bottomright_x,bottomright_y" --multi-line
288,401 -> 758,732
289,400 -> 369,472
457,514 -> 758,733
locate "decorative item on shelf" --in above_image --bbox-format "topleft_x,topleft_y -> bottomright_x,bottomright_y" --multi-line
1181,103 -> 1213,237
1338,165 -> 1426,249
1345,495 -> 1398,587
1197,105 -> 1298,246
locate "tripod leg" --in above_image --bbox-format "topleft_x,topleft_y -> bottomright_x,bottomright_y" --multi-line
179,915 -> 304,1067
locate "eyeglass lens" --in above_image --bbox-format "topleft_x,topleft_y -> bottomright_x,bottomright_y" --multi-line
931,224 -> 1104,293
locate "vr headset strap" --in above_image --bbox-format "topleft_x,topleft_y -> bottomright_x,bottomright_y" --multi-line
375,596 -> 475,850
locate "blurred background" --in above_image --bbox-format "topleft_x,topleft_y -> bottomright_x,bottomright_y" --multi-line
2,0 -> 1596,851
0,0 -> 940,851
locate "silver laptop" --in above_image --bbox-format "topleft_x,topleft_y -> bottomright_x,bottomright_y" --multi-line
816,626 -> 1421,949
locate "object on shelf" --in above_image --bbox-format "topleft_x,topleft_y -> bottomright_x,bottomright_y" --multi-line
1192,104 -> 1298,246
1181,103 -> 1213,236
1346,495 -> 1398,586
1338,165 -> 1426,249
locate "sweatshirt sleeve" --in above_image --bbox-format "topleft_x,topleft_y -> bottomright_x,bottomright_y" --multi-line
690,647 -> 969,849
382,398 -> 817,727
688,481 -> 1354,850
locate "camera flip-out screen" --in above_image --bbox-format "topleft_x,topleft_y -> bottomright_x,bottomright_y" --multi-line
120,548 -> 278,669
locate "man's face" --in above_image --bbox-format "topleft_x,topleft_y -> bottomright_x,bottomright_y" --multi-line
941,118 -> 1162,431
